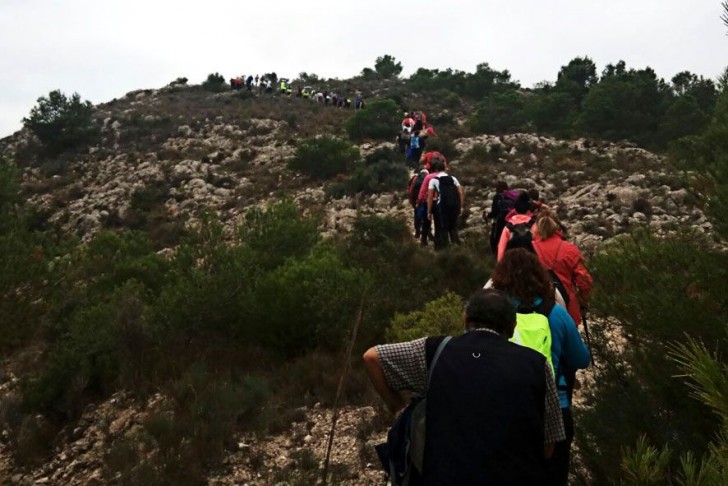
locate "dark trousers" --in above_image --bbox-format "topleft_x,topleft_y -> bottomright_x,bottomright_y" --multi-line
413,205 -> 426,238
545,408 -> 574,486
417,203 -> 432,245
433,204 -> 460,250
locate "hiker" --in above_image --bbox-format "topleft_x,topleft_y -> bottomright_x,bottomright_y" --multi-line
528,188 -> 549,214
421,148 -> 446,171
491,249 -> 590,486
427,159 -> 464,250
408,167 -> 429,239
533,210 -> 593,326
497,191 -> 536,261
415,160 -> 449,246
402,113 -> 415,133
396,130 -> 409,155
407,131 -> 423,168
485,182 -> 520,254
364,288 -> 565,485
246,75 -> 254,91
265,79 -> 273,93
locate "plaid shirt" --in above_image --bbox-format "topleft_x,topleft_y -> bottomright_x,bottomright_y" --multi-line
376,331 -> 566,445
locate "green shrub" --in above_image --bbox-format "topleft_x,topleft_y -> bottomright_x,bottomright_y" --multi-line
246,243 -> 371,356
0,160 -> 52,350
470,90 -> 528,134
388,292 -> 464,342
22,90 -> 99,157
202,72 -> 227,92
326,158 -> 408,198
240,200 -> 320,270
618,335 -> 728,484
576,231 -> 728,484
345,98 -> 400,142
288,136 -> 360,179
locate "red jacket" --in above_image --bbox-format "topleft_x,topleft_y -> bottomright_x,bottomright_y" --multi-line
533,234 -> 593,325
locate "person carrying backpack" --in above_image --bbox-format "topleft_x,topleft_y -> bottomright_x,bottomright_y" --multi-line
426,159 -> 464,250
532,210 -> 593,327
485,181 -> 520,255
408,168 -> 429,239
363,288 -> 565,486
497,191 -> 536,261
421,148 -> 446,171
491,249 -> 591,486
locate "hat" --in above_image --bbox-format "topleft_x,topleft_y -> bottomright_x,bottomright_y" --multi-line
426,126 -> 437,137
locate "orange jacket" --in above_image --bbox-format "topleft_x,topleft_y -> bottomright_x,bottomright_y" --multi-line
533,234 -> 593,325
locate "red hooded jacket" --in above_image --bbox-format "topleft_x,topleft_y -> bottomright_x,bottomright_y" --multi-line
533,233 -> 593,325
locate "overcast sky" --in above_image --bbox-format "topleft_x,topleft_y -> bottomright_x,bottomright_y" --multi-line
1,0 -> 726,137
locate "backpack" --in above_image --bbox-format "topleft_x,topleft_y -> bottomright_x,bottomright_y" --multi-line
437,175 -> 460,211
376,336 -> 452,486
410,135 -> 420,150
505,216 -> 536,252
511,300 -> 555,374
409,172 -> 427,207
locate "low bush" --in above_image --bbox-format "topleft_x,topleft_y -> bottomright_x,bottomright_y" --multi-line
202,72 -> 227,93
470,90 -> 528,134
287,136 -> 360,180
23,90 -> 99,157
345,98 -> 400,142
388,292 -> 464,342
325,158 -> 408,198
575,230 -> 728,484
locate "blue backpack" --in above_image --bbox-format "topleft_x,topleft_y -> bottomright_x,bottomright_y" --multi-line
376,336 -> 452,486
410,135 -> 420,150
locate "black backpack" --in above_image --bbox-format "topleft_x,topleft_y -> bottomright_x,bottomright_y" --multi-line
437,175 -> 460,211
376,337 -> 452,486
409,172 -> 427,206
505,217 -> 536,252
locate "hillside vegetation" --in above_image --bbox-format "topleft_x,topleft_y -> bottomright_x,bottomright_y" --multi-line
0,55 -> 727,484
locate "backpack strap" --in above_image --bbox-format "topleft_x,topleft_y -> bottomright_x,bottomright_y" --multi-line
427,336 -> 452,389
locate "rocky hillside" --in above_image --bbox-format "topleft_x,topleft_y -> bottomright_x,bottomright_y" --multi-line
0,83 -> 709,251
0,80 -> 714,485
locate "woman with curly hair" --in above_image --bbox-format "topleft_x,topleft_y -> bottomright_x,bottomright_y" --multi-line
491,248 -> 590,486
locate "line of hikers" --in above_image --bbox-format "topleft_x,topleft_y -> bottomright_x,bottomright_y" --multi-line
229,74 -> 366,108
398,111 -> 438,168
371,172 -> 595,484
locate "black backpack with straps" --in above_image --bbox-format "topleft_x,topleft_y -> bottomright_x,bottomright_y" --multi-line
437,175 -> 460,211
376,336 -> 452,486
505,216 -> 536,252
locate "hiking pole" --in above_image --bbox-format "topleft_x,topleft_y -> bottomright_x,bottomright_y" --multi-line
581,306 -> 596,368
321,291 -> 368,486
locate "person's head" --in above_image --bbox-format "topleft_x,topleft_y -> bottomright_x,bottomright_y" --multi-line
430,159 -> 446,172
464,289 -> 517,337
514,191 -> 531,214
527,188 -> 540,202
491,248 -> 553,305
495,181 -> 509,193
536,209 -> 562,240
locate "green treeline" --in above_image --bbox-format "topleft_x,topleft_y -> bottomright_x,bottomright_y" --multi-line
406,58 -> 719,149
